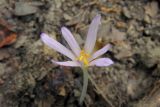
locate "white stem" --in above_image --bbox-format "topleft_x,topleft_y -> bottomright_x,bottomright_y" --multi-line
79,67 -> 89,105
86,71 -> 114,107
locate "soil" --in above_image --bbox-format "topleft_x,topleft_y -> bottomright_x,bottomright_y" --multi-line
0,0 -> 160,107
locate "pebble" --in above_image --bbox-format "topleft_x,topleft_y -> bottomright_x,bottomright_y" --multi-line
63,13 -> 72,20
14,2 -> 43,16
0,49 -> 10,61
144,1 -> 159,18
0,63 -> 6,76
122,7 -> 131,18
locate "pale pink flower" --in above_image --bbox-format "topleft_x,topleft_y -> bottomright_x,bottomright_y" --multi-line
41,14 -> 113,67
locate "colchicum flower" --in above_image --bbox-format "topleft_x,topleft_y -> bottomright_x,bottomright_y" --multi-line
41,14 -> 114,106
41,14 -> 113,67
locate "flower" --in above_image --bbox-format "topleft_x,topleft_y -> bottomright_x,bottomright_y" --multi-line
41,14 -> 114,67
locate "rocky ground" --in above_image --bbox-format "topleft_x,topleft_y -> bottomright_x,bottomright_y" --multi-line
0,0 -> 159,107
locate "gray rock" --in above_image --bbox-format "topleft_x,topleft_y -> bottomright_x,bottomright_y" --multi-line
14,2 -> 43,16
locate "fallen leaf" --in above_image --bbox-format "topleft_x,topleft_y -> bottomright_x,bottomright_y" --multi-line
0,23 -> 17,48
100,6 -> 120,14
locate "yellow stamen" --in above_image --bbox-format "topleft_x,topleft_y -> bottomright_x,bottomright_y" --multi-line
77,50 -> 90,66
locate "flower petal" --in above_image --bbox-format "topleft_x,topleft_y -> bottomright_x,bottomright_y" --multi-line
90,44 -> 111,61
84,14 -> 101,54
41,33 -> 76,60
51,60 -> 81,67
61,27 -> 81,57
89,58 -> 114,67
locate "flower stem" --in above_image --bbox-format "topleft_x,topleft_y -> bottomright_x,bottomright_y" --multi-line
79,67 -> 88,105
79,67 -> 114,107
86,71 -> 114,107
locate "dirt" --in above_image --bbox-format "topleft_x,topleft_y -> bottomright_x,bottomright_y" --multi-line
0,0 -> 160,107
